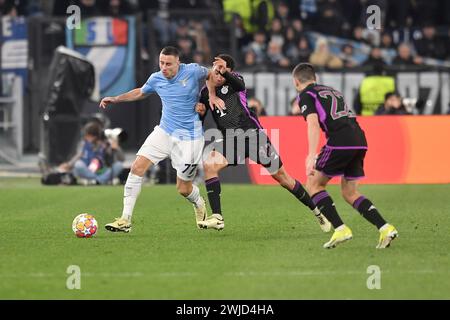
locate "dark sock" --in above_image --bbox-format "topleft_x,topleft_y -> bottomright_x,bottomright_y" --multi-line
353,196 -> 386,229
311,191 -> 344,228
205,177 -> 222,215
289,180 -> 316,211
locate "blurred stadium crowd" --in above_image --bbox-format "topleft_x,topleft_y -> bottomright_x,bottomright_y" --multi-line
2,0 -> 449,71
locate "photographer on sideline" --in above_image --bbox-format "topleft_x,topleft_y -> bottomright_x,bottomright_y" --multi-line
58,121 -> 125,185
375,92 -> 411,115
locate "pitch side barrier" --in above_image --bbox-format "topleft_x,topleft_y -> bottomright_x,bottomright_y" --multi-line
240,70 -> 450,116
246,115 -> 450,185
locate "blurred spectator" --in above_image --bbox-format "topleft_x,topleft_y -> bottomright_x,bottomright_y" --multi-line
173,20 -> 196,48
192,50 -> 206,65
231,14 -> 252,48
248,97 -> 267,116
375,92 -> 411,115
241,49 -> 265,72
315,0 -> 346,37
176,36 -> 194,62
392,43 -> 423,66
283,26 -> 298,60
1,0 -> 43,16
284,28 -> 311,63
103,0 -> 135,16
288,97 -> 301,116
380,32 -> 394,49
188,20 -> 212,63
268,18 -> 284,46
274,1 -> 290,28
223,0 -> 274,33
362,47 -> 386,70
77,0 -> 102,17
309,37 -> 343,69
267,40 -> 291,69
339,44 -> 358,68
1,0 -> 18,16
296,36 -> 312,63
245,30 -> 267,64
414,25 -> 448,60
291,18 -> 304,36
352,26 -> 371,46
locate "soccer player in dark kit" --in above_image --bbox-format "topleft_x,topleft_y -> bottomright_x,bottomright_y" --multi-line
292,63 -> 398,249
195,54 -> 331,233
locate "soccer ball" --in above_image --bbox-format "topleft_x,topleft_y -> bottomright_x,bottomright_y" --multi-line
72,213 -> 98,238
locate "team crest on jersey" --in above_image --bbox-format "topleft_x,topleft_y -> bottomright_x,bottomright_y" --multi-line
179,78 -> 188,87
221,85 -> 229,94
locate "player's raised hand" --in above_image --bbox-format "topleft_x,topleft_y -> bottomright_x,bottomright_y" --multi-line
99,96 -> 117,109
195,102 -> 207,116
213,57 -> 227,74
209,95 -> 226,111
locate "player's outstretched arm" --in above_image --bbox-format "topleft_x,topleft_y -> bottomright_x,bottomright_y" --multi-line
99,88 -> 148,109
306,113 -> 321,176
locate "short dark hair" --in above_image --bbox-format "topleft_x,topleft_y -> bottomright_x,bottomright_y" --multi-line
160,46 -> 180,57
217,54 -> 235,71
292,63 -> 316,83
83,122 -> 102,139
385,91 -> 401,101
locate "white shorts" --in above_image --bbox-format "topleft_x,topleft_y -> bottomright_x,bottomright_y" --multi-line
137,126 -> 204,181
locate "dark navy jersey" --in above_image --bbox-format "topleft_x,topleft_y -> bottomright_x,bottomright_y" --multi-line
199,71 -> 262,136
298,83 -> 367,147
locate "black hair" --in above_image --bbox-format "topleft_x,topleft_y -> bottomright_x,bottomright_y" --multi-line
384,91 -> 401,101
217,54 -> 235,71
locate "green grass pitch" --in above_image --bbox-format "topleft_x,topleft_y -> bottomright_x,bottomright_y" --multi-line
1,178 -> 449,299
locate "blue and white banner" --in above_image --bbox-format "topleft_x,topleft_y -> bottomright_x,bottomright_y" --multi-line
1,16 -> 28,93
66,16 -> 136,98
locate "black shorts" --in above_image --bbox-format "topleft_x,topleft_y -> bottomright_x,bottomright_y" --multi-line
315,145 -> 367,180
212,129 -> 283,174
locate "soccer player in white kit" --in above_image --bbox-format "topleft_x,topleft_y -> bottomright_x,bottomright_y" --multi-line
99,46 -> 222,232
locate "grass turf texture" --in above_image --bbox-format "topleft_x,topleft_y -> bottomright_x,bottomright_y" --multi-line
1,178 -> 449,299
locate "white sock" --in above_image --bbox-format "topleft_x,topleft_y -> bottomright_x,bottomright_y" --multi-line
313,207 -> 321,216
185,185 -> 203,207
335,225 -> 346,232
121,173 -> 143,222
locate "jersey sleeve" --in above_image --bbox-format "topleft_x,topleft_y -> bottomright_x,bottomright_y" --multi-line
223,71 -> 246,92
187,63 -> 208,82
298,92 -> 317,119
199,87 -> 209,105
141,73 -> 157,94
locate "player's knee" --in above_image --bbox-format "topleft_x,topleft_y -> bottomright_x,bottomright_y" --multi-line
176,183 -> 191,197
130,161 -> 147,177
